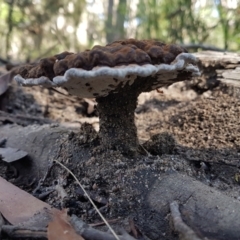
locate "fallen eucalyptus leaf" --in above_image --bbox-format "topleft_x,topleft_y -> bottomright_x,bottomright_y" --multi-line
0,176 -> 58,226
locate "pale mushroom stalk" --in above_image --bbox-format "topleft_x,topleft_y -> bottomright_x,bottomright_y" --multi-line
14,39 -> 200,156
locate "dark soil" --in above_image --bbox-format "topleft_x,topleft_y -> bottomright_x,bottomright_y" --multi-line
0,79 -> 240,240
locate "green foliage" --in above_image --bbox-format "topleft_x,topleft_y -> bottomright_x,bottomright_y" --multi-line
0,1 -> 22,24
0,0 -> 239,62
136,0 -> 213,44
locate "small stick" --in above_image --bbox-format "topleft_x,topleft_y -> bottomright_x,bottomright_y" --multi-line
70,215 -> 136,240
170,201 -> 202,240
139,144 -> 151,157
88,204 -> 108,216
89,218 -> 120,227
2,225 -> 47,239
128,218 -> 138,239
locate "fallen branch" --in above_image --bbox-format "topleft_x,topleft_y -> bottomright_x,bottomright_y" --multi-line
0,111 -> 52,126
181,44 -> 226,52
193,51 -> 240,88
1,215 -> 135,240
2,225 -> 47,239
70,215 -> 136,240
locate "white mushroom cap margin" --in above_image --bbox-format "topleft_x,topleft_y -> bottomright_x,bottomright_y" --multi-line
15,53 -> 200,98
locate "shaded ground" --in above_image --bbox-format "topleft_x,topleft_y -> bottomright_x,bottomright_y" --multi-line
0,78 -> 240,239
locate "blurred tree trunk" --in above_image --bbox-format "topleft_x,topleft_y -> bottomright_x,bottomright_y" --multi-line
216,0 -> 229,49
136,0 -> 210,44
115,0 -> 126,40
5,0 -> 15,59
105,0 -> 126,43
106,0 -> 114,43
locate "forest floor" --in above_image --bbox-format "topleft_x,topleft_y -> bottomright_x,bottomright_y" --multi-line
0,78 -> 240,240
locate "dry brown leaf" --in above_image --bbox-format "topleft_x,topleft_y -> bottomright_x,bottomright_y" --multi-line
48,209 -> 84,240
0,176 -> 53,225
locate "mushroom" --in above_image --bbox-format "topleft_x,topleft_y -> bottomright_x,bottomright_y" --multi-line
14,39 -> 200,155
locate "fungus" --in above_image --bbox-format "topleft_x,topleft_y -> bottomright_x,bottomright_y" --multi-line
14,39 -> 200,155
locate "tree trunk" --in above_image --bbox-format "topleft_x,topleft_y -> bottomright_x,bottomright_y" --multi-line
105,0 -> 114,43
6,0 -> 15,58
115,0 -> 127,40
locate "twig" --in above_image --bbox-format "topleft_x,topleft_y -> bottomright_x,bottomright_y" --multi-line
32,178 -> 44,195
38,189 -> 54,200
76,187 -> 108,205
49,87 -> 79,99
139,144 -> 151,157
54,159 -> 120,240
70,215 -> 136,240
89,218 -> 120,227
170,201 -> 202,240
88,204 -> 109,217
128,218 -> 138,239
55,177 -> 68,207
0,111 -> 52,125
2,225 -> 47,239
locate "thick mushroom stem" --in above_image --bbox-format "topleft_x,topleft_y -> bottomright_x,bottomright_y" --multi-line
96,90 -> 139,155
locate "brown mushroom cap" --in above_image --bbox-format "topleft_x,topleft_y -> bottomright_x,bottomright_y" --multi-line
14,39 -> 200,98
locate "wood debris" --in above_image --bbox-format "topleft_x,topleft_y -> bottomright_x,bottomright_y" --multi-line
194,51 -> 240,88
